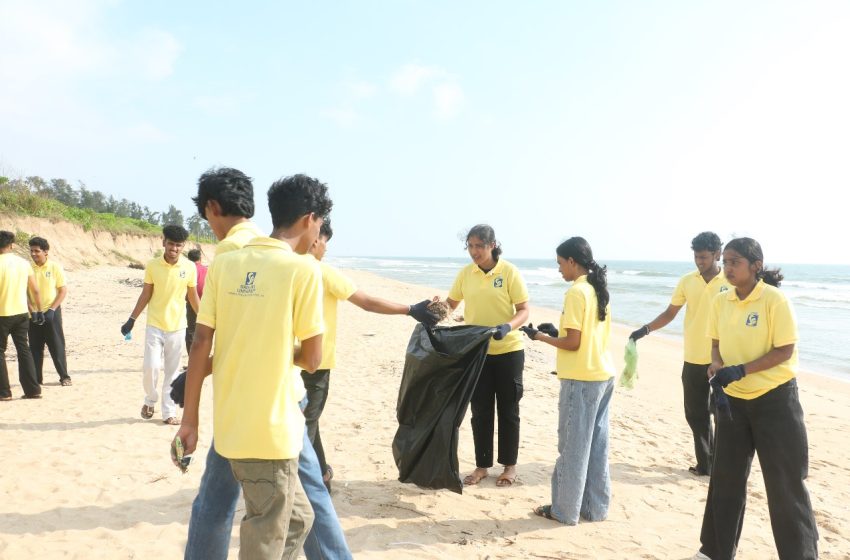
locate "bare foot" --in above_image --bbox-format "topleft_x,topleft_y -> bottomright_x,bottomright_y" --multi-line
463,467 -> 489,485
496,465 -> 517,487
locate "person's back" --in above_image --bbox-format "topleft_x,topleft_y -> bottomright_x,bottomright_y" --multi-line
0,252 -> 31,318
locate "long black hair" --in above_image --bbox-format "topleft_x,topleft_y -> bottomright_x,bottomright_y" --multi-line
724,237 -> 784,287
556,237 -> 609,321
465,224 -> 502,261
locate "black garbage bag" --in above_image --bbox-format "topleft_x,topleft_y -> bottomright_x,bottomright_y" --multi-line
392,324 -> 493,494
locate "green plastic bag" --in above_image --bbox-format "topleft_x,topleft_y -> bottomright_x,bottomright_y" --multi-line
620,339 -> 638,389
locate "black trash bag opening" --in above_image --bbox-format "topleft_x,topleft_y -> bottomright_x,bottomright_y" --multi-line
392,324 -> 493,494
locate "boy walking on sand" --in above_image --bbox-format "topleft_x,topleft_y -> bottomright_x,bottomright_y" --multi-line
28,237 -> 72,386
0,230 -> 43,400
121,225 -> 199,424
177,174 -> 332,559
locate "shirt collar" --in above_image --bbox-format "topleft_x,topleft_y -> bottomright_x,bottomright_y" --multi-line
225,220 -> 259,239
472,259 -> 504,276
574,274 -> 589,285
727,279 -> 766,302
245,236 -> 294,252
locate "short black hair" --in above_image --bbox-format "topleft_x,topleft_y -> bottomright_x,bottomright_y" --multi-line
691,231 -> 722,253
267,174 -> 333,229
187,249 -> 202,262
162,224 -> 189,243
0,230 -> 14,250
29,236 -> 50,251
320,219 -> 333,241
192,167 -> 255,220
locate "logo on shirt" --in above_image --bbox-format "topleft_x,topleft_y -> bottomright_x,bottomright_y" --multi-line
179,270 -> 186,278
745,312 -> 759,327
493,276 -> 504,288
234,271 -> 260,296
719,285 -> 728,293
45,271 -> 52,278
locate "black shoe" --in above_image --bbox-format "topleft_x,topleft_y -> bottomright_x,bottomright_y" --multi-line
688,466 -> 709,476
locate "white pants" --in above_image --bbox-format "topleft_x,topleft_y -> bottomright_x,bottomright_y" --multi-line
142,325 -> 184,420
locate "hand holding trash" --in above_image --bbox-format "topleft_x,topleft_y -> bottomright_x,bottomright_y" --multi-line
518,323 -> 539,340
537,322 -> 559,337
492,323 -> 511,340
408,300 -> 440,328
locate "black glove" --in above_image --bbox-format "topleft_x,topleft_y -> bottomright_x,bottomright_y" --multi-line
712,364 -> 746,387
518,323 -> 539,340
170,369 -> 187,408
407,300 -> 439,328
492,323 -> 511,340
121,317 -> 136,336
629,325 -> 650,341
32,311 -> 45,326
537,322 -> 559,337
44,308 -> 56,323
710,377 -> 733,420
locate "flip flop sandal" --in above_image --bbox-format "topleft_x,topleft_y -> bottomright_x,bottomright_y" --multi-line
140,404 -> 154,419
534,505 -> 556,520
163,417 -> 179,425
463,471 -> 489,486
60,378 -> 73,386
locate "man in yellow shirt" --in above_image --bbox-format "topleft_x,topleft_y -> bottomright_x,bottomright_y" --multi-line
630,232 -> 727,476
177,174 -> 332,559
305,220 -> 438,489
27,237 -> 71,386
0,230 -> 43,400
121,225 -> 199,424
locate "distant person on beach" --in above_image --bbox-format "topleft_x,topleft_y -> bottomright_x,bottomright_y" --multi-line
305,219 -> 439,489
28,236 -> 72,386
444,224 -> 529,487
121,225 -> 199,425
695,237 -> 818,560
0,230 -> 43,400
184,249 -> 207,353
630,231 -> 727,476
521,237 -> 614,525
177,174 -> 332,560
182,168 -> 352,560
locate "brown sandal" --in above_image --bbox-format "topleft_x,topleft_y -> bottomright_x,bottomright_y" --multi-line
140,404 -> 154,419
163,417 -> 179,425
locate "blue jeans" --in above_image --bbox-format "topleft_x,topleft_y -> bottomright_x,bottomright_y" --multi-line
550,377 -> 613,525
185,431 -> 351,559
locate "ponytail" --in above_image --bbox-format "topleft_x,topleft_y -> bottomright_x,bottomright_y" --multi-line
556,238 -> 609,321
759,268 -> 784,288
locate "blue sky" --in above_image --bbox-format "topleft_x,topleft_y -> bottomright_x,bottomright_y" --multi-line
2,1 -> 848,264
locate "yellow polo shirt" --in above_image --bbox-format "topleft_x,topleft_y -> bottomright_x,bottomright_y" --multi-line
556,276 -> 615,381
215,221 -> 265,257
198,237 -> 324,459
0,254 -> 33,317
143,256 -> 197,332
317,260 -> 357,370
671,270 -> 730,364
709,280 -> 798,400
448,259 -> 529,355
31,259 -> 66,312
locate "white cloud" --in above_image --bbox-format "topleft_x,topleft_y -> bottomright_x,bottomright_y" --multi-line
192,95 -> 240,115
389,63 -> 444,95
320,106 -> 360,127
433,83 -> 465,120
346,80 -> 378,99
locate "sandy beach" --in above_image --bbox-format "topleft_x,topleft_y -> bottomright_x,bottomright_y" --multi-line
2,263 -> 849,559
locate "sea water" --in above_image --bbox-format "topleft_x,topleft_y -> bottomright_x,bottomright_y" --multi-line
328,256 -> 850,381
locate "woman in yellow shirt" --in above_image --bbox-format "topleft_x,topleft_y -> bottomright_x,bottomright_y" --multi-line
446,225 -> 529,487
697,237 -> 817,560
521,237 -> 614,525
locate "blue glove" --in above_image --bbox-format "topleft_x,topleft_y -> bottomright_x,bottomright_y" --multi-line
44,308 -> 56,323
170,369 -> 187,408
121,317 -> 136,336
713,364 -> 746,387
518,323 -> 539,340
407,300 -> 440,328
629,325 -> 649,342
537,322 -> 559,337
492,323 -> 511,340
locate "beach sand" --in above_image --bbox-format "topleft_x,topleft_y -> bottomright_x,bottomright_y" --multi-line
1,265 -> 849,559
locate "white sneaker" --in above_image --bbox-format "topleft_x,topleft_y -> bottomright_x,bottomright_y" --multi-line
691,553 -> 712,560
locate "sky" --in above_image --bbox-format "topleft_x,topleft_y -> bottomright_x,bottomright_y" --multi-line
1,1 -> 848,264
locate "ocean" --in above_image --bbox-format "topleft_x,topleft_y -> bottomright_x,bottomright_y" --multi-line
327,256 -> 850,381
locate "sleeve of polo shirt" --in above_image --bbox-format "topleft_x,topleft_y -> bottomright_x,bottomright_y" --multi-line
670,276 -> 687,306
186,261 -> 197,288
54,263 -> 66,288
507,265 -> 529,304
562,287 -> 585,331
293,260 -> 324,341
447,270 -> 464,302
708,293 -> 721,340
143,262 -> 154,285
196,261 -> 217,329
771,294 -> 798,347
324,265 -> 357,300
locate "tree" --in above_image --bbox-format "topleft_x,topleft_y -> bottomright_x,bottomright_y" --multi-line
49,178 -> 78,206
161,204 -> 184,228
25,176 -> 48,194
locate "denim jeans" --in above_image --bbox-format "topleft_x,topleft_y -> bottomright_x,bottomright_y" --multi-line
185,429 -> 352,559
550,377 -> 613,525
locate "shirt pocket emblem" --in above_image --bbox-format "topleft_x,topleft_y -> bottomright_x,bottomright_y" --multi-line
745,312 -> 759,327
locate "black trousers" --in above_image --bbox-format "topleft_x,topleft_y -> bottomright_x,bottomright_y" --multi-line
470,349 -> 524,468
699,379 -> 818,560
682,362 -> 714,474
185,302 -> 197,354
28,306 -> 69,383
301,368 -> 331,475
0,313 -> 41,398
